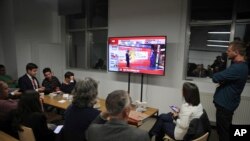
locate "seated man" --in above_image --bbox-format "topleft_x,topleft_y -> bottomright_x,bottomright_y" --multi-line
18,63 -> 45,92
86,90 -> 150,141
0,81 -> 19,131
60,71 -> 76,94
0,64 -> 18,88
42,67 -> 61,94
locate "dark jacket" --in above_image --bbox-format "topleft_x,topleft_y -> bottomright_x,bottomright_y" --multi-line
212,61 -> 248,111
8,111 -> 55,141
62,104 -> 100,141
18,74 -> 40,92
42,76 -> 61,94
183,110 -> 211,141
86,115 -> 150,141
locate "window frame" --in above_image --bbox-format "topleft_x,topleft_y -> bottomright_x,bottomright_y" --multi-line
185,0 -> 250,81
65,0 -> 108,71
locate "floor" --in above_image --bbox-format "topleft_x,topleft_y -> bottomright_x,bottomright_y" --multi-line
138,117 -> 219,141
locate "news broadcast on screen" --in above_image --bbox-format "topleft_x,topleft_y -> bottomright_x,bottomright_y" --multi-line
108,36 -> 167,76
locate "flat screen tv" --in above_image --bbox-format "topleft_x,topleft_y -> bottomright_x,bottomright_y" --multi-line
108,36 -> 167,75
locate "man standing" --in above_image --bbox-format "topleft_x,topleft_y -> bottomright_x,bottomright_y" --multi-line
86,90 -> 150,141
18,63 -> 45,92
126,50 -> 130,67
212,41 -> 248,141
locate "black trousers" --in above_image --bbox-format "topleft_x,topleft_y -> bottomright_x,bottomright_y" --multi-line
149,113 -> 175,141
215,103 -> 234,141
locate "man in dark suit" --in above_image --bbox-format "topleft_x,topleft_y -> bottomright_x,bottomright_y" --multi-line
18,63 -> 45,92
86,90 -> 150,141
126,50 -> 130,67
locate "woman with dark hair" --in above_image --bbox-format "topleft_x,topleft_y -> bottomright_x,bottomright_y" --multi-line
11,90 -> 55,141
148,82 -> 203,141
62,77 -> 100,141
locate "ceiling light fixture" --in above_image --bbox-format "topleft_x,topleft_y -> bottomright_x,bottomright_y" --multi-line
208,32 -> 230,34
207,40 -> 230,43
207,44 -> 228,48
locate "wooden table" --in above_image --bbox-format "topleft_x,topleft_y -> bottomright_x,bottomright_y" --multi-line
0,131 -> 19,141
43,94 -> 158,126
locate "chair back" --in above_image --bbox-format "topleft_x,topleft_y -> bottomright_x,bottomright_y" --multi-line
18,125 -> 36,141
183,109 -> 211,141
193,132 -> 209,141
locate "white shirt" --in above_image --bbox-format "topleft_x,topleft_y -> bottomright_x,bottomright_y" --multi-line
174,103 -> 203,140
27,73 -> 38,90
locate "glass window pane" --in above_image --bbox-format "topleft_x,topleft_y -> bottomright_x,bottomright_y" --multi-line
190,25 -> 230,51
236,0 -> 250,20
191,0 -> 233,20
88,0 -> 108,28
65,0 -> 108,70
235,23 -> 250,42
67,13 -> 86,29
68,32 -> 86,68
88,30 -> 108,70
187,25 -> 230,78
187,51 -> 226,78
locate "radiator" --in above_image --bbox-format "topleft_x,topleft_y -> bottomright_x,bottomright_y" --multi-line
200,93 -> 250,125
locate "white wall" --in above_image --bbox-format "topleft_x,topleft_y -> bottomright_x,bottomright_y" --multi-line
0,1 -> 4,64
12,0 -> 63,82
0,40 -> 4,64
0,0 -> 17,78
0,28 -> 4,64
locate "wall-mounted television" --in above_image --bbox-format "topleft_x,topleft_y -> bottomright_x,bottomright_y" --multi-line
108,36 -> 167,75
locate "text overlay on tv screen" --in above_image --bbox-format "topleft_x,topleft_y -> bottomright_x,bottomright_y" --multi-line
108,36 -> 167,76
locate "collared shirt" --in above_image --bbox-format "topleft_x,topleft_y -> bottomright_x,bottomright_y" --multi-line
27,73 -> 38,90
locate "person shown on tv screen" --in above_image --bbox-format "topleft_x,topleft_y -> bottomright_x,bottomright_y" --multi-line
150,48 -> 157,68
126,50 -> 130,67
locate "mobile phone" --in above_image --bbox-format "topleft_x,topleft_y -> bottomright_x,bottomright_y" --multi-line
169,106 -> 179,112
54,125 -> 63,134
